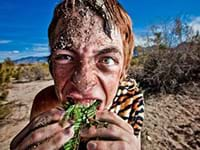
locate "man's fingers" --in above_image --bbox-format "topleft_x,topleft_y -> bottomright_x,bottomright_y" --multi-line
80,124 -> 133,143
30,107 -> 65,129
17,122 -> 72,150
96,110 -> 133,134
10,108 -> 65,149
35,126 -> 74,150
87,140 -> 130,150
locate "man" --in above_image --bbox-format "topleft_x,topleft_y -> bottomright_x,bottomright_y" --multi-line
10,0 -> 144,149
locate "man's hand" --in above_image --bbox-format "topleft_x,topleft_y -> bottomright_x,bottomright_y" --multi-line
10,108 -> 74,150
80,110 -> 141,150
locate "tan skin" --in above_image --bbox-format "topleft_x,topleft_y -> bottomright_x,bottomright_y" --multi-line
10,13 -> 140,150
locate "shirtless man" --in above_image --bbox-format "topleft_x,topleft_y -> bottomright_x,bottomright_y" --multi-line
10,0 -> 143,149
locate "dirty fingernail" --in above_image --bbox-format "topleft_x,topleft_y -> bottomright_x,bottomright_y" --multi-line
87,142 -> 97,150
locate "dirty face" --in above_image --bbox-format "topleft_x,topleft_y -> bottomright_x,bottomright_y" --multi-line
50,9 -> 124,110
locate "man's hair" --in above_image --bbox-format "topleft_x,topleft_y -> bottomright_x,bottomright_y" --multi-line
48,0 -> 134,72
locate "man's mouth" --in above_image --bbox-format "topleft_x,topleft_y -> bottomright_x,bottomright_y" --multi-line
65,96 -> 102,108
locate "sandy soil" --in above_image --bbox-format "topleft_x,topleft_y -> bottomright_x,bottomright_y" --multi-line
142,92 -> 200,150
0,80 -> 54,150
0,80 -> 199,150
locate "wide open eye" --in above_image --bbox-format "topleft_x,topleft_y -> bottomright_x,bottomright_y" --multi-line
99,56 -> 116,66
54,54 -> 73,64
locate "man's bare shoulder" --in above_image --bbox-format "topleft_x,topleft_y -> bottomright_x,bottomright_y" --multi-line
35,85 -> 57,99
30,85 -> 60,120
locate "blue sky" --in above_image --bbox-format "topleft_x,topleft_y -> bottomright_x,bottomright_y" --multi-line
0,0 -> 200,62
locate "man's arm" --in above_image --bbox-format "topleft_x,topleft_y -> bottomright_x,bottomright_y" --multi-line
30,85 -> 60,120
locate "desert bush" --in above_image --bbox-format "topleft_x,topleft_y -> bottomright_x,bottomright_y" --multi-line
0,60 -> 12,119
0,59 -> 15,102
0,60 -> 14,85
0,83 -> 10,119
0,60 -> 51,102
0,61 -> 51,83
0,89 -> 9,101
17,63 -> 51,82
129,42 -> 200,94
0,60 -> 52,120
130,57 -> 140,66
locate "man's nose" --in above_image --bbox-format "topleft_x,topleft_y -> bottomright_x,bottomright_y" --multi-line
71,62 -> 97,92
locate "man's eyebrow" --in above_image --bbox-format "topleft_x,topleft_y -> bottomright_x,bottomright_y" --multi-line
95,47 -> 122,56
52,48 -> 78,55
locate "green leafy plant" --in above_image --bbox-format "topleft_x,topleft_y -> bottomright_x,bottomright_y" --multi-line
62,100 -> 100,150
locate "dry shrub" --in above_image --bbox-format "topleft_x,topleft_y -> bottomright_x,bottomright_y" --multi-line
0,59 -> 15,102
0,89 -> 9,101
129,42 -> 200,94
130,55 -> 147,66
0,61 -> 14,85
0,60 -> 51,121
16,63 -> 51,82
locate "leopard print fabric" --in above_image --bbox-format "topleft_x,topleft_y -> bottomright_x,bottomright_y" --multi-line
109,78 -> 144,136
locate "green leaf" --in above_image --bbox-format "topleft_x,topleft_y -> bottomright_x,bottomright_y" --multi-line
63,100 -> 100,150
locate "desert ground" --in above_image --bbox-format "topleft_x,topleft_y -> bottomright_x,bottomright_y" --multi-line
0,80 -> 199,150
0,80 -> 54,150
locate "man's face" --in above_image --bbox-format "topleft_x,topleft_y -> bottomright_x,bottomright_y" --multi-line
51,11 -> 124,110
